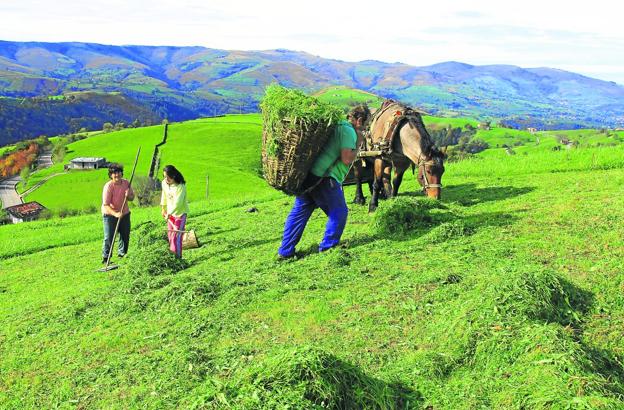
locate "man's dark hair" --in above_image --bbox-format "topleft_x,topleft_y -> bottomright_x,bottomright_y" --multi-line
108,163 -> 124,178
163,165 -> 186,184
348,104 -> 371,123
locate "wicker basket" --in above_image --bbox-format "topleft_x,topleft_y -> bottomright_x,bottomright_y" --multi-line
262,118 -> 335,195
181,229 -> 200,250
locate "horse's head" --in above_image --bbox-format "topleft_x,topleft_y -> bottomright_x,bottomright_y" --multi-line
417,147 -> 445,199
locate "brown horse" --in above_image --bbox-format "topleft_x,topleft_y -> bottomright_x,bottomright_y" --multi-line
352,102 -> 445,212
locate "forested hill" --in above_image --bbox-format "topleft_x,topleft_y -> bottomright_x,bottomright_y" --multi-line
0,92 -> 195,146
1,40 -> 624,143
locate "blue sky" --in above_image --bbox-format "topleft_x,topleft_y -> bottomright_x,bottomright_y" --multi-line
1,0 -> 623,84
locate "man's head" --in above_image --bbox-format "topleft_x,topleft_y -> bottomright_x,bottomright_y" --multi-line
348,105 -> 371,129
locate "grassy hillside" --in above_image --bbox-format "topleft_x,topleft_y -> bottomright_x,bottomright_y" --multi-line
21,115 -> 273,211
2,117 -> 624,408
19,115 -> 624,214
314,86 -> 384,110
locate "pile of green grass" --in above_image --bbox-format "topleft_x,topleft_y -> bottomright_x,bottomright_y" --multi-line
189,345 -> 420,409
371,197 -> 443,237
260,84 -> 343,157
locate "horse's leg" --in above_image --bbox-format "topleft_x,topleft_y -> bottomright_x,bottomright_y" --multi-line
381,161 -> 392,199
352,160 -> 366,205
366,158 -> 374,194
392,160 -> 409,197
369,158 -> 383,212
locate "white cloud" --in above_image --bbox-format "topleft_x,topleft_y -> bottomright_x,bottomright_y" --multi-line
1,0 -> 623,84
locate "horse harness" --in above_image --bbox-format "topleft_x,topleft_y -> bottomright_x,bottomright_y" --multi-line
360,100 -> 427,160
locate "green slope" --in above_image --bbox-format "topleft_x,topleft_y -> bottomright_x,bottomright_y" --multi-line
2,117 -> 624,408
314,86 -> 384,109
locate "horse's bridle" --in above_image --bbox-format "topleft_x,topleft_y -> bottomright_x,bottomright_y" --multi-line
417,155 -> 443,191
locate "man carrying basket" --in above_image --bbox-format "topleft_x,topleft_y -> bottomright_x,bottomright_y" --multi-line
278,105 -> 371,259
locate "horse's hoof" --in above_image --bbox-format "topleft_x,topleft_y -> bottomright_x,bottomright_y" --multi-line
353,197 -> 366,205
368,205 -> 377,213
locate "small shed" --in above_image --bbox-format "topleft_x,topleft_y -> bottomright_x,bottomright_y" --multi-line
67,157 -> 107,170
5,201 -> 47,223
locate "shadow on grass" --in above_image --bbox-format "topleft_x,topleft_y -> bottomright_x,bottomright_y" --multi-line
198,226 -> 240,237
442,183 -> 536,206
393,183 -> 535,207
191,237 -> 280,263
582,344 -> 624,394
344,209 -> 522,251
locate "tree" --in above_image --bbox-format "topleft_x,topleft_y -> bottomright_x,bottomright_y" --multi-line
52,141 -> 67,164
132,176 -> 160,206
457,136 -> 489,154
103,122 -> 114,133
0,209 -> 9,225
20,167 -> 30,189
35,135 -> 49,146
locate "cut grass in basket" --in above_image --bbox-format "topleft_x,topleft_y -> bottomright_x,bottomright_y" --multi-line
260,84 -> 345,195
260,84 -> 343,157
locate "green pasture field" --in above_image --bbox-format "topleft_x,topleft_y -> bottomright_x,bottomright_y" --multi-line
21,125 -> 165,209
19,115 -> 290,211
314,86 -> 384,109
2,115 -> 624,408
158,115 -> 280,204
423,115 -> 479,130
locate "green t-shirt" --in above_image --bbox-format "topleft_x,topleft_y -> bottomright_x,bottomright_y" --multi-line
309,120 -> 357,183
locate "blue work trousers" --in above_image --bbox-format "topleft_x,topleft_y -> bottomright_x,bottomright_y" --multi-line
278,177 -> 348,257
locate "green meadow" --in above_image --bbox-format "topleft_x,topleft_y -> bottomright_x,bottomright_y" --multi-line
1,115 -> 624,408
315,86 -> 384,109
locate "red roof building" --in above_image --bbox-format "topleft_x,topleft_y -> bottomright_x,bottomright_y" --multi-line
4,201 -> 47,223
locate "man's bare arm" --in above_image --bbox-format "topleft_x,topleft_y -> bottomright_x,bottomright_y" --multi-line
341,148 -> 356,165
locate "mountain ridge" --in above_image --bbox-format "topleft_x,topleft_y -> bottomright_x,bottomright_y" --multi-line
1,40 -> 623,144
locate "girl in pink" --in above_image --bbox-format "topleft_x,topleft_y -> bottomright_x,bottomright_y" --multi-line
160,165 -> 190,258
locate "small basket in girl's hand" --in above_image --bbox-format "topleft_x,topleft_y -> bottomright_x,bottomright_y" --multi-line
261,84 -> 342,196
181,230 -> 200,249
